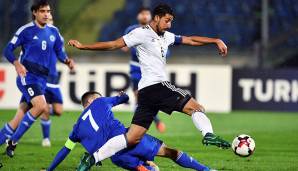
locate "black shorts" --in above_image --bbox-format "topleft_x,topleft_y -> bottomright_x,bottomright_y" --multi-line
132,81 -> 192,129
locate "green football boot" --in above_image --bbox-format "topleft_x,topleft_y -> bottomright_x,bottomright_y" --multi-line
77,152 -> 101,171
202,133 -> 231,149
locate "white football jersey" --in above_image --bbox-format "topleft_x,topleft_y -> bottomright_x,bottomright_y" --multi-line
123,25 -> 179,90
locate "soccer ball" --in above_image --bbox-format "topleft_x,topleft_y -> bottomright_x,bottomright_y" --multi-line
232,134 -> 255,157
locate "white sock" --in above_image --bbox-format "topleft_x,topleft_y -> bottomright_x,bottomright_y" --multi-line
93,134 -> 127,163
191,111 -> 214,136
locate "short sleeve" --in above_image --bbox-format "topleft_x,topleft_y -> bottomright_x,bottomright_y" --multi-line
68,124 -> 80,143
165,31 -> 182,46
123,28 -> 143,48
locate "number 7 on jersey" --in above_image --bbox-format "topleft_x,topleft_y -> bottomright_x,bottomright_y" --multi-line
82,109 -> 99,131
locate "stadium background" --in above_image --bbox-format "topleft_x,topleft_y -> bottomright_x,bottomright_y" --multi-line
0,0 -> 298,170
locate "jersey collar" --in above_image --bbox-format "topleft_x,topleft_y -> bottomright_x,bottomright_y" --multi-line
148,25 -> 165,38
33,20 -> 48,29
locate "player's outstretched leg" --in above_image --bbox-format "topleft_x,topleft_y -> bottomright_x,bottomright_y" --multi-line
157,145 -> 215,171
182,98 -> 230,149
6,96 -> 47,157
0,102 -> 30,146
0,123 -> 14,145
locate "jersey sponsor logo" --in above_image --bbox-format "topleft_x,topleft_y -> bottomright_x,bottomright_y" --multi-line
50,35 -> 56,42
33,35 -> 39,40
0,70 -> 5,100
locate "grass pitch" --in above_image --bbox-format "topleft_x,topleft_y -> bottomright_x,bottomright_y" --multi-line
0,110 -> 298,171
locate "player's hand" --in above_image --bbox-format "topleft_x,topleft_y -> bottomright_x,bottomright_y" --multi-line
68,40 -> 83,49
215,39 -> 228,57
13,60 -> 27,77
65,58 -> 75,71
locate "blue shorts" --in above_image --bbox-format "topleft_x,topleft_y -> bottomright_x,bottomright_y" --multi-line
44,84 -> 63,104
16,73 -> 46,103
130,72 -> 141,91
111,134 -> 163,170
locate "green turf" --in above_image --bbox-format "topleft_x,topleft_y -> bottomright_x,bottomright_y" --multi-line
0,110 -> 298,171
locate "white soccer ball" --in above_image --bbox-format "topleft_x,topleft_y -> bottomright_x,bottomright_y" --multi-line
232,134 -> 255,157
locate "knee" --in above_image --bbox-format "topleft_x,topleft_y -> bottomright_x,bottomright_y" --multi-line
53,105 -> 63,116
33,102 -> 47,114
191,104 -> 205,113
126,134 -> 142,146
53,108 -> 63,116
184,101 -> 205,115
183,98 -> 205,114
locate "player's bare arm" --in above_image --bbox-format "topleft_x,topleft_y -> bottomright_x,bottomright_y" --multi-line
182,36 -> 228,56
68,37 -> 126,51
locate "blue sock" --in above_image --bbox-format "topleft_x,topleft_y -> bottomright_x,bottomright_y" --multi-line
0,123 -> 15,145
40,119 -> 51,139
175,152 -> 209,171
11,111 -> 36,143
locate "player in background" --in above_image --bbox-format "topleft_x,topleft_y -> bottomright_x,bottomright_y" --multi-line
0,13 -> 70,148
0,0 -> 74,157
69,3 -> 230,165
46,91 -> 214,171
122,7 -> 166,133
39,13 -> 66,147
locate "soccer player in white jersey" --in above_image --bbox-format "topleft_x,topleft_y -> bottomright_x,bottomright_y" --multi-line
68,4 -> 230,166
122,7 -> 166,133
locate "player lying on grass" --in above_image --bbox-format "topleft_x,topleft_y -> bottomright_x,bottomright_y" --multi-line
68,3 -> 230,166
46,91 -> 214,171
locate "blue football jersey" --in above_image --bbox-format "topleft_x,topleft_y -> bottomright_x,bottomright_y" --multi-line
68,95 -> 128,154
3,21 -> 67,77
